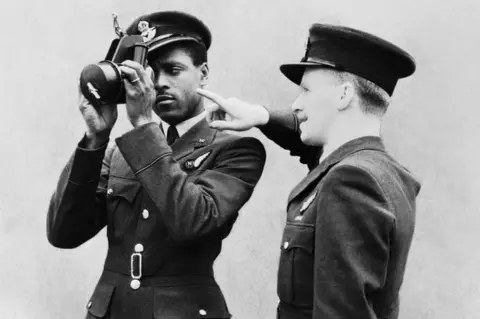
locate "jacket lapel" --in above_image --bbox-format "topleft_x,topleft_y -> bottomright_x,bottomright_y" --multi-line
288,136 -> 386,204
170,118 -> 217,161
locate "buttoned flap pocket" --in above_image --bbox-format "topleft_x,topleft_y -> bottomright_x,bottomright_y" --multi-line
281,223 -> 314,254
107,176 -> 141,204
277,223 -> 314,307
86,281 -> 116,318
154,285 -> 232,319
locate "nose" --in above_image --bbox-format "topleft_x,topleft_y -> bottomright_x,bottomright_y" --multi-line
154,71 -> 170,92
291,95 -> 303,113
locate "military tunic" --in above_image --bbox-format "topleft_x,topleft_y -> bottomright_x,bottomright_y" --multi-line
47,119 -> 266,318
260,109 -> 421,319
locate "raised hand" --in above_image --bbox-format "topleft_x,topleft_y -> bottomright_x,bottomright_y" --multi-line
119,60 -> 156,128
78,86 -> 118,148
197,88 -> 269,131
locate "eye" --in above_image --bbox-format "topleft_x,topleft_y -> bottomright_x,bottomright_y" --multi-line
167,66 -> 182,75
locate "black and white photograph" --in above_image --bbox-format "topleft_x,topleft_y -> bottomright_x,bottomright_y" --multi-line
0,0 -> 478,318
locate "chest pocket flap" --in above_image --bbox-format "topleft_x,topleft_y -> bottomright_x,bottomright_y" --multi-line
107,176 -> 141,203
281,223 -> 314,254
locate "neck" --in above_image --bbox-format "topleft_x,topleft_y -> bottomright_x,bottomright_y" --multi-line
319,115 -> 381,163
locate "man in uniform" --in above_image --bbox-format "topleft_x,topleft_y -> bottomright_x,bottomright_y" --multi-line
47,11 -> 266,319
198,23 -> 421,318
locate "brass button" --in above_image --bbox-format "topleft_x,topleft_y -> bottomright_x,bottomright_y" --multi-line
107,188 -> 113,196
199,309 -> 207,316
134,244 -> 144,253
142,209 -> 149,219
130,279 -> 141,290
87,301 -> 92,309
283,242 -> 289,249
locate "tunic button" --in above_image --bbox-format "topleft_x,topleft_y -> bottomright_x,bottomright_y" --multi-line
283,242 -> 289,249
134,244 -> 144,253
142,209 -> 149,219
199,309 -> 207,316
87,301 -> 92,309
130,279 -> 141,290
107,188 -> 113,196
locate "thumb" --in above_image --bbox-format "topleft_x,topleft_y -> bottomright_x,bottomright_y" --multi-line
204,103 -> 220,112
209,120 -> 234,130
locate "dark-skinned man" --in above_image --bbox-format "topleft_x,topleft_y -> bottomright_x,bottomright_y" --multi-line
47,11 -> 266,319
198,23 -> 421,319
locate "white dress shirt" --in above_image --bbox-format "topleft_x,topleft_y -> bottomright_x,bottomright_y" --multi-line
160,111 -> 206,140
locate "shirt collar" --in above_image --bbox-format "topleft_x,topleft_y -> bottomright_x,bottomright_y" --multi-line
161,111 -> 206,138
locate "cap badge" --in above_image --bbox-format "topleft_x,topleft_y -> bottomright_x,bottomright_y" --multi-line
138,20 -> 156,42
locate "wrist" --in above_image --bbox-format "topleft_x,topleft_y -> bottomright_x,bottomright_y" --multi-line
84,130 -> 110,149
131,117 -> 154,128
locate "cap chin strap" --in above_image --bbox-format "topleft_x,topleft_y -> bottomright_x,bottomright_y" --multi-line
147,34 -> 204,52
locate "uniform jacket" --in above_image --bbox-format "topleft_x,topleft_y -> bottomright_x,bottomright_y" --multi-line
47,119 -> 266,319
260,109 -> 421,319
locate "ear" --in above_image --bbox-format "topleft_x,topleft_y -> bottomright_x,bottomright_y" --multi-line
336,81 -> 355,111
199,62 -> 209,87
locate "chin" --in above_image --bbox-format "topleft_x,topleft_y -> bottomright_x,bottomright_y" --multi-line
301,132 -> 324,146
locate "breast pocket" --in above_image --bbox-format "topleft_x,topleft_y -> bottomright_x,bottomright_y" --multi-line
153,285 -> 231,319
277,223 -> 314,307
106,176 -> 141,239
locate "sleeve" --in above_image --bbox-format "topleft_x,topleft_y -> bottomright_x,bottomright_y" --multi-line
46,135 -> 115,248
115,123 -> 266,243
258,106 -> 321,170
313,164 -> 395,319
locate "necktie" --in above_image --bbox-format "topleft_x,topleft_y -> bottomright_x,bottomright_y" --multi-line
166,125 -> 179,145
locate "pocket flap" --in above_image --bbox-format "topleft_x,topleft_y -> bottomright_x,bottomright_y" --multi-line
281,223 -> 314,254
108,176 -> 141,203
86,281 -> 116,318
154,285 -> 231,318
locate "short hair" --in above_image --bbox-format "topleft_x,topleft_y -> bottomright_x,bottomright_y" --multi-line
329,69 -> 391,117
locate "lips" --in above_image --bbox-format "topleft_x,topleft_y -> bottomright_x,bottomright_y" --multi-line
296,113 -> 308,123
155,94 -> 175,104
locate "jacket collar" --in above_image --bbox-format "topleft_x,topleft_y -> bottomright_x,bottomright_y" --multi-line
288,135 -> 386,203
170,118 -> 217,161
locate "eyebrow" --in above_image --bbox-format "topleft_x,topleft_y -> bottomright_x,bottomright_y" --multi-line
151,60 -> 188,69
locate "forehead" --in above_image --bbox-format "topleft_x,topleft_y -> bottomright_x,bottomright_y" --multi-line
148,46 -> 194,66
301,67 -> 337,87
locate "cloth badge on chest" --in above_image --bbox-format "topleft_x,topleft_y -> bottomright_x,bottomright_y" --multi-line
184,151 -> 211,170
299,191 -> 317,214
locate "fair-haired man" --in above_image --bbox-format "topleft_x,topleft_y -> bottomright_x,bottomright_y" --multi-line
198,23 -> 421,319
47,11 -> 266,319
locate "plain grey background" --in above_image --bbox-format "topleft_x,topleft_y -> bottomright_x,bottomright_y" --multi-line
0,0 -> 479,318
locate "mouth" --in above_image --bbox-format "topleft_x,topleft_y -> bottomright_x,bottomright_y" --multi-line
155,94 -> 176,105
296,113 -> 308,124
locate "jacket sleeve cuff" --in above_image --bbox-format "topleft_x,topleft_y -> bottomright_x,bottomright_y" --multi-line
68,134 -> 109,185
259,106 -> 299,133
115,122 -> 171,174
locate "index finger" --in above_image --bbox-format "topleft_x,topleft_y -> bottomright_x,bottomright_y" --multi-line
121,60 -> 149,82
197,88 -> 227,106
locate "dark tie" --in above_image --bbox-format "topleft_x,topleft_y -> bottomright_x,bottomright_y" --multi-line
166,125 -> 179,145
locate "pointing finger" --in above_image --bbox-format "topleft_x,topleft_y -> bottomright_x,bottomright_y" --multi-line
197,88 -> 228,107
